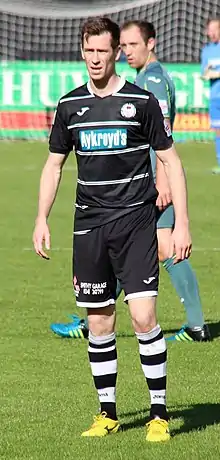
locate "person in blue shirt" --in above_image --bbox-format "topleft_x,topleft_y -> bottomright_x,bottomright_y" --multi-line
50,20 -> 211,343
201,18 -> 220,174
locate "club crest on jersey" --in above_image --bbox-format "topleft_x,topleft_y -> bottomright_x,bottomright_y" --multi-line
121,103 -> 136,119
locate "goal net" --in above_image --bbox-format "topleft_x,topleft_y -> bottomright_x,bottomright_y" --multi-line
0,0 -> 219,140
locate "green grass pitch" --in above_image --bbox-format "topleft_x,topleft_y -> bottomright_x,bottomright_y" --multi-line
0,141 -> 220,459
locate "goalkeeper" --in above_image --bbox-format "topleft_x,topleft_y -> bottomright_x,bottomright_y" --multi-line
201,18 -> 220,174
51,20 -> 211,343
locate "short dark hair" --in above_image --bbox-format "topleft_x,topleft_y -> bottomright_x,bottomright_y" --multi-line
120,20 -> 156,44
81,17 -> 120,49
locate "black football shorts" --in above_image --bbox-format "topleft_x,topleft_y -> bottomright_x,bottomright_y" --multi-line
73,204 -> 159,308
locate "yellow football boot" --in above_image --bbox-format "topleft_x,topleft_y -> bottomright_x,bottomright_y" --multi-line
81,412 -> 120,437
146,419 -> 170,442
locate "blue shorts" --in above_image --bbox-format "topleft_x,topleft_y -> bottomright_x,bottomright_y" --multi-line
156,204 -> 174,229
210,99 -> 220,129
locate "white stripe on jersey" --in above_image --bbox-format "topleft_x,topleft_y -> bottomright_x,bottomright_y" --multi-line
59,95 -> 95,103
77,173 -> 149,186
76,144 -> 149,156
67,120 -> 141,129
112,93 -> 149,100
126,201 -> 144,207
73,229 -> 91,235
75,203 -> 89,209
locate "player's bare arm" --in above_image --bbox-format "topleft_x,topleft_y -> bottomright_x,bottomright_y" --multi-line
156,157 -> 172,211
155,145 -> 192,262
33,152 -> 68,259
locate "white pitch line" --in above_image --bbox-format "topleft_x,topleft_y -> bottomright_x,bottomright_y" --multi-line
22,247 -> 220,252
191,247 -> 220,252
0,164 -> 217,174
0,165 -> 77,172
0,246 -> 220,252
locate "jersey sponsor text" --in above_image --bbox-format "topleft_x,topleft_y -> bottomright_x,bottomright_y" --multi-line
79,128 -> 127,151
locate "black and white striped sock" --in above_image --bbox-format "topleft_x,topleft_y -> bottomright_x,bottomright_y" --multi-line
136,324 -> 168,420
88,332 -> 117,420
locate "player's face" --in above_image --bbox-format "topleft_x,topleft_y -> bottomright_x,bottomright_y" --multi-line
81,32 -> 120,81
207,20 -> 220,43
120,25 -> 155,70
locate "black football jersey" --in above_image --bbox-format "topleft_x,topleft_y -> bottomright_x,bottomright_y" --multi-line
49,78 -> 173,231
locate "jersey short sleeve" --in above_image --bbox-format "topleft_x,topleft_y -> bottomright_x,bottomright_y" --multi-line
145,75 -> 170,118
143,93 -> 173,151
49,102 -> 74,155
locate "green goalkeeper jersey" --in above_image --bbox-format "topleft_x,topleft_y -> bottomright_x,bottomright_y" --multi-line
135,61 -> 176,180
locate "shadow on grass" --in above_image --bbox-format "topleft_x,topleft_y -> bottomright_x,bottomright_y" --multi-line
117,321 -> 220,339
117,332 -> 134,338
163,321 -> 220,339
120,403 -> 220,435
208,321 -> 220,339
49,321 -> 220,342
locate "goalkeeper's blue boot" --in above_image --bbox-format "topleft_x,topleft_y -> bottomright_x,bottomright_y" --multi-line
50,314 -> 88,338
166,324 -> 211,342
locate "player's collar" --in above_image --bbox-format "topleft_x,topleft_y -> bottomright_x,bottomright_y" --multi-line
87,76 -> 126,97
140,58 -> 158,74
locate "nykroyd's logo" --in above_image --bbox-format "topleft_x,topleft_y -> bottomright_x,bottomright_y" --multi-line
80,128 -> 127,151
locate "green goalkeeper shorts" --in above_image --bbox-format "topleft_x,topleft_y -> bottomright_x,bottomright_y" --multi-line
156,204 -> 174,229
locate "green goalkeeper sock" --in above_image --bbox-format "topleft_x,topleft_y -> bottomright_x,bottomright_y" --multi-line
116,280 -> 122,299
162,258 -> 204,328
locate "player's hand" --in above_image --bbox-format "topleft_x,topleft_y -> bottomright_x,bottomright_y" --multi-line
202,69 -> 220,80
33,218 -> 50,259
156,183 -> 172,211
169,224 -> 192,264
